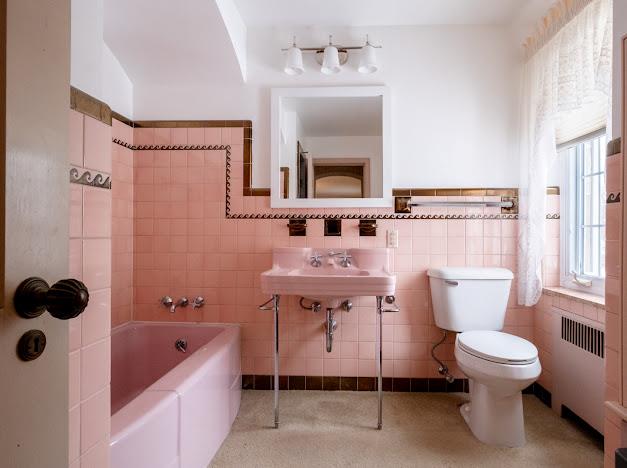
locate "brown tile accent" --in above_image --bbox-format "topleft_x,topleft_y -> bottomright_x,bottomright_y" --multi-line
435,188 -> 461,196
70,86 -> 112,126
133,120 -> 252,128
322,376 -> 341,391
246,188 -> 271,196
410,378 -> 428,392
410,189 -> 437,196
357,377 -> 375,391
242,375 -> 254,390
305,376 -> 323,390
254,375 -> 273,390
324,219 -> 342,236
393,378 -> 411,392
340,377 -> 357,391
607,137 -> 622,156
546,186 -> 560,195
392,189 -> 411,196
289,376 -> 306,390
394,196 -> 411,214
279,375 -> 289,390
111,111 -> 133,128
460,188 -> 487,196
382,377 -> 393,392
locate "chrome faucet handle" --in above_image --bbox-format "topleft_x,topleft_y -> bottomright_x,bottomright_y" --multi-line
160,296 -> 174,308
310,254 -> 322,268
192,296 -> 205,309
339,255 -> 352,267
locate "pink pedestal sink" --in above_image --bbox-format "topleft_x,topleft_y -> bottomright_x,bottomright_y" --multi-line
261,247 -> 396,300
259,247 -> 397,431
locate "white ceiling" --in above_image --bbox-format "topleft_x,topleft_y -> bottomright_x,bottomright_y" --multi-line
233,0 -> 549,27
285,96 -> 382,137
104,0 -> 244,86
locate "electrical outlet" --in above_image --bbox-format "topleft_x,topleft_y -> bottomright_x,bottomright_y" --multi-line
386,229 -> 399,248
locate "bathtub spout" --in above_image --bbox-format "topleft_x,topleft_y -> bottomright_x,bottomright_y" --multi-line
170,297 -> 189,314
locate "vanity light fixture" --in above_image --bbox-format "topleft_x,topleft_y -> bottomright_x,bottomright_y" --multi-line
358,35 -> 378,74
321,36 -> 341,75
282,35 -> 381,75
283,36 -> 304,75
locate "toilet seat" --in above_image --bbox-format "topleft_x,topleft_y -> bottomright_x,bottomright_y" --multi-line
457,331 -> 538,365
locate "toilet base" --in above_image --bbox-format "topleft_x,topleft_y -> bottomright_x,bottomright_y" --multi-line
460,381 -> 526,447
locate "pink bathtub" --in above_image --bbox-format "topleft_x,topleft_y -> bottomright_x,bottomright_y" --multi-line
110,322 -> 241,468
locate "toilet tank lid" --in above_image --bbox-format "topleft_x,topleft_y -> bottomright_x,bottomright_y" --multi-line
427,267 -> 513,280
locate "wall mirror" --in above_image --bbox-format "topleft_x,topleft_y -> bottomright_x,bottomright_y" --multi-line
271,86 -> 392,208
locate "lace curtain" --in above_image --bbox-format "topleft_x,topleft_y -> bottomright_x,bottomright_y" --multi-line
517,0 -> 612,306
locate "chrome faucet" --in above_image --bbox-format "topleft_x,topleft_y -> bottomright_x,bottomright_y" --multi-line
192,296 -> 205,309
170,297 -> 189,314
310,254 -> 322,268
328,251 -> 352,268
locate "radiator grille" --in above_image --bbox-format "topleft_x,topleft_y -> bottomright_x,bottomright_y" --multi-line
561,316 -> 604,358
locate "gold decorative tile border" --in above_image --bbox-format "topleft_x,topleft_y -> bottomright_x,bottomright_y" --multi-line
607,137 -> 622,156
70,86 -> 112,126
392,187 -> 560,197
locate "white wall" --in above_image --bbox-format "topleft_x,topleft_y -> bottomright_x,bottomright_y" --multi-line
613,0 -> 627,138
133,25 -> 521,189
303,136 -> 383,197
71,0 -> 134,117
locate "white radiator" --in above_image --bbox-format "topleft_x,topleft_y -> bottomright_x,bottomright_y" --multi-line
551,308 -> 605,433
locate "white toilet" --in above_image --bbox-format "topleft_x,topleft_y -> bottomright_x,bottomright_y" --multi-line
427,267 -> 541,448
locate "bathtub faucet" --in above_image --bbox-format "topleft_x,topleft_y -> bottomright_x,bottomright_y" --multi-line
170,297 -> 189,314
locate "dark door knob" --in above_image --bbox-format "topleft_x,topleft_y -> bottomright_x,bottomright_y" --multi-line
14,277 -> 89,320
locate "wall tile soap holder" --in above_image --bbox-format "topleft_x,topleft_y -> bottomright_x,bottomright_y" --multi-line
359,219 -> 378,236
288,219 -> 307,236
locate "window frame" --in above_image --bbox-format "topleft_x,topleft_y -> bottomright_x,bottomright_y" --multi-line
559,128 -> 607,297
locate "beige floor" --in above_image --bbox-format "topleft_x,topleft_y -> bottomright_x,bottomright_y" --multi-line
210,390 -> 603,468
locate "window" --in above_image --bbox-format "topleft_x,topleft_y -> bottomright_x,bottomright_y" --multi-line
560,130 -> 607,296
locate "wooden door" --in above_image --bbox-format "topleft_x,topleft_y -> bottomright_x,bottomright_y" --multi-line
0,1 -> 71,467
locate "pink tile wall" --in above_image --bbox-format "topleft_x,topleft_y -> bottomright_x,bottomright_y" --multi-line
68,110 -> 112,468
129,126 -> 536,380
604,151 -> 623,468
111,119 -> 134,327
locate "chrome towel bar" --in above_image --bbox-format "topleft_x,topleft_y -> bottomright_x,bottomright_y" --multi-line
408,200 -> 514,208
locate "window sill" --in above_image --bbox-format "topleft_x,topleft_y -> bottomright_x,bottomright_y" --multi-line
543,286 -> 605,308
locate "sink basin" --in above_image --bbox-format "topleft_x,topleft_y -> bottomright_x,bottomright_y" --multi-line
261,247 -> 396,299
288,268 -> 370,277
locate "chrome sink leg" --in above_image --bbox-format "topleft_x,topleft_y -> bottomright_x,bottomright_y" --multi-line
273,294 -> 280,429
376,295 -> 383,430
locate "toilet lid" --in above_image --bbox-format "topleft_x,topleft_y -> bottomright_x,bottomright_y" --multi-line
457,331 -> 538,365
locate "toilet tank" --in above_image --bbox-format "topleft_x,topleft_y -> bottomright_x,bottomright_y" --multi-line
427,267 -> 514,332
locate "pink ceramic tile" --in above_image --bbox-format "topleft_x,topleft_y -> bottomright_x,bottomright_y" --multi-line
80,438 -> 110,468
80,386 -> 110,453
70,185 -> 83,238
83,188 -> 112,238
69,316 -> 82,352
69,350 -> 81,408
69,110 -> 84,167
80,338 -> 111,400
82,289 -> 111,346
82,239 -> 112,290
83,116 -> 112,173
70,239 -> 83,280
69,405 -> 80,462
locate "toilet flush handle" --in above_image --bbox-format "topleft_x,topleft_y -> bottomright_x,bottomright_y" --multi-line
445,280 -> 458,286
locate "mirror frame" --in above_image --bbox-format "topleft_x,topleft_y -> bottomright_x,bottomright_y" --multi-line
270,86 -> 392,208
